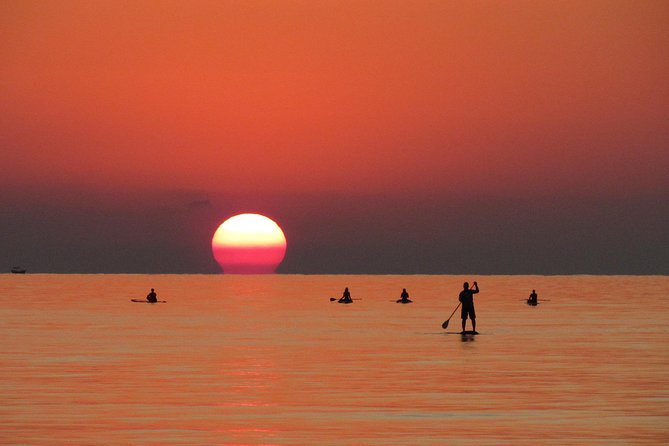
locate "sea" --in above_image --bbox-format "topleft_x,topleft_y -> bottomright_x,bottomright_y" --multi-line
0,274 -> 667,445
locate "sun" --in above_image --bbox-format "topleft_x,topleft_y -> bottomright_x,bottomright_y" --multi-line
211,213 -> 287,274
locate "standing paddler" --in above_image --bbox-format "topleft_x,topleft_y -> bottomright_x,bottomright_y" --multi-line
459,281 -> 479,334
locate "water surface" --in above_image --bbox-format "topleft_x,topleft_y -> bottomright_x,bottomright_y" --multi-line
1,275 -> 667,445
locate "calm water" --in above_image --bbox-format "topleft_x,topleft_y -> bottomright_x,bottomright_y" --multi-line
0,274 -> 667,445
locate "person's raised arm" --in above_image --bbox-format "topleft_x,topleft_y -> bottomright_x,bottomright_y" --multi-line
472,281 -> 479,293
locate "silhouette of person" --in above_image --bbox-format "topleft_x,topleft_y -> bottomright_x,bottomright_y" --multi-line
528,289 -> 538,305
339,287 -> 352,303
147,288 -> 157,303
397,288 -> 412,303
459,281 -> 479,333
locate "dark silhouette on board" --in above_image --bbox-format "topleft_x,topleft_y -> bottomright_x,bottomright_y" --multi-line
397,288 -> 412,303
338,287 -> 353,304
131,289 -> 165,304
527,289 -> 538,306
147,288 -> 158,303
459,281 -> 479,334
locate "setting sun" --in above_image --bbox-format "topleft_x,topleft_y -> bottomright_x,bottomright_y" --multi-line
211,213 -> 287,274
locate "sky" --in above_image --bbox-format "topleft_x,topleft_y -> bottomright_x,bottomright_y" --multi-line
1,0 -> 668,274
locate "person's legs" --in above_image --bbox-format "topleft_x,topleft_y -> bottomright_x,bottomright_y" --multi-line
461,305 -> 468,332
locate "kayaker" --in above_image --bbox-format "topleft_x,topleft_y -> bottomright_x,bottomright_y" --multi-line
147,288 -> 158,303
397,288 -> 412,303
339,287 -> 352,303
528,289 -> 538,305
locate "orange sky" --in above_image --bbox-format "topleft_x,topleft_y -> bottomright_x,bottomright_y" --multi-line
1,1 -> 668,274
2,0 -> 668,199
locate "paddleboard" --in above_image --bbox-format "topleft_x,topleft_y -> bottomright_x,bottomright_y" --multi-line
131,299 -> 167,303
444,330 -> 480,335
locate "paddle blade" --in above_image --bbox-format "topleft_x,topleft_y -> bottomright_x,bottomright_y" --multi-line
330,297 -> 336,302
442,320 -> 449,329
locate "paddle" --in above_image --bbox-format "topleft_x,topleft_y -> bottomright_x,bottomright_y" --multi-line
441,302 -> 461,329
329,297 -> 362,302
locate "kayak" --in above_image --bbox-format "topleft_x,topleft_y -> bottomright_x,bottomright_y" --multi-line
131,299 -> 167,303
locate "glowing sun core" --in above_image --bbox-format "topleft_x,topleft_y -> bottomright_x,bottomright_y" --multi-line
211,213 -> 287,274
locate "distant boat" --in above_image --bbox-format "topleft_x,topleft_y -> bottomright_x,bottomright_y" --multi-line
11,267 -> 26,274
